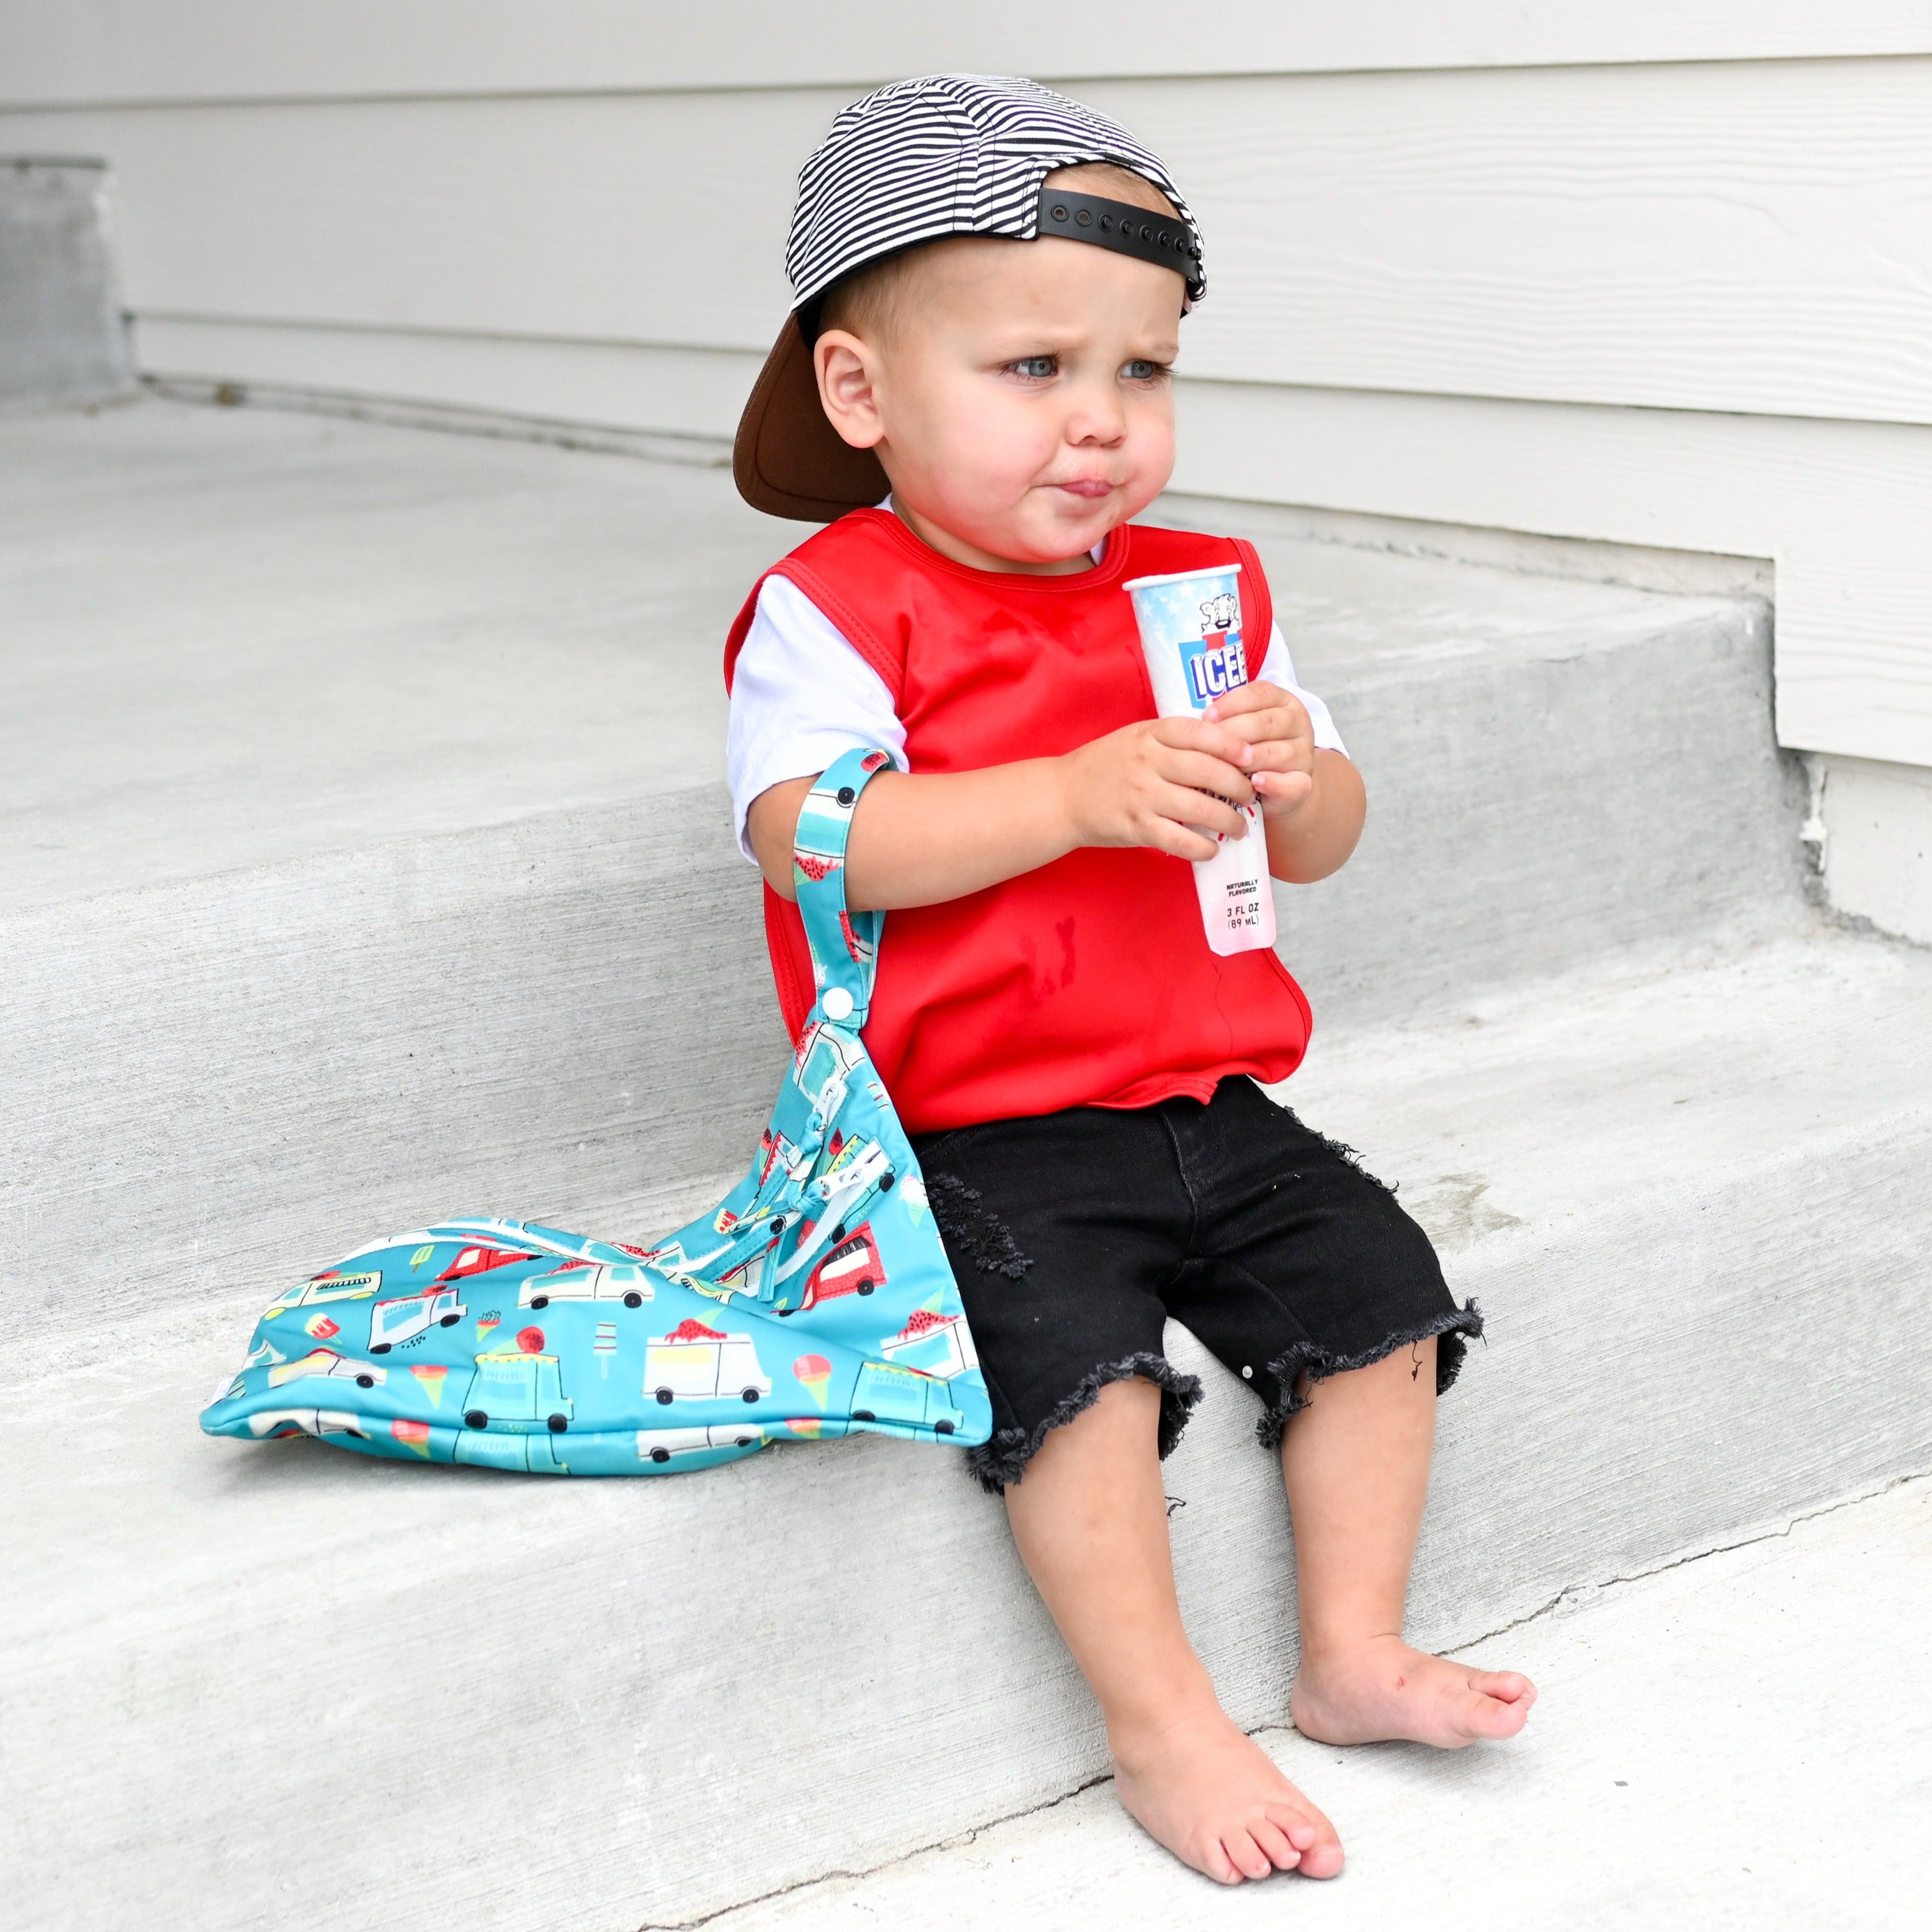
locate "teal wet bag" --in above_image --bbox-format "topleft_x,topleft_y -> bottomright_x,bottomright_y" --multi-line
200,747 -> 992,1475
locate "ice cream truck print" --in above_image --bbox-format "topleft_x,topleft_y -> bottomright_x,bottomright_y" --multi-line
261,1269 -> 381,1321
878,1307 -> 978,1380
635,1423 -> 769,1465
793,1017 -> 865,1108
644,1319 -> 772,1407
459,1350 -> 573,1434
247,1408 -> 370,1440
366,1286 -> 468,1353
799,1224 -> 885,1309
434,1242 -> 538,1284
519,1260 -> 656,1309
267,1347 -> 389,1391
454,1429 -> 569,1473
850,1361 -> 967,1436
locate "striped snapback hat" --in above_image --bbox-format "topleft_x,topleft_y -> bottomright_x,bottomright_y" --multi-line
735,74 -> 1205,522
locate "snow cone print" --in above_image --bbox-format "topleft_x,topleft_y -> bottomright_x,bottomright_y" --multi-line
793,1354 -> 833,1411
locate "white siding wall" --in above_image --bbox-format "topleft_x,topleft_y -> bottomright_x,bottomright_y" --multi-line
6,3 -> 1932,924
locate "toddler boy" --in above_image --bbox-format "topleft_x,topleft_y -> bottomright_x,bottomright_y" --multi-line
725,75 -> 1535,1884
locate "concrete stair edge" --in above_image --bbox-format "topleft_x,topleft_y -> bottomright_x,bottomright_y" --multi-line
7,590 -> 1807,1338
7,930 -> 1929,1930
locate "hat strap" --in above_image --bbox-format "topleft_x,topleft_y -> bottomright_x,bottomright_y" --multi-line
1034,187 -> 1201,292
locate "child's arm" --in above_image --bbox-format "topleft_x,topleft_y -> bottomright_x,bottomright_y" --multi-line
750,716 -> 1246,910
747,695 -> 1363,910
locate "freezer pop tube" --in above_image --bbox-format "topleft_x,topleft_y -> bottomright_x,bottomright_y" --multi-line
1122,562 -> 1278,957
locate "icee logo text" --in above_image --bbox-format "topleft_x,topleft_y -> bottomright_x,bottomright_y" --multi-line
1182,632 -> 1247,707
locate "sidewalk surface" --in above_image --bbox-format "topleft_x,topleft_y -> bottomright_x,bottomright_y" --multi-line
701,1477 -> 1932,1932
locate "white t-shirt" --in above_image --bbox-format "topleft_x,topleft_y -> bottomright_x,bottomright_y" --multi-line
726,540 -> 1347,861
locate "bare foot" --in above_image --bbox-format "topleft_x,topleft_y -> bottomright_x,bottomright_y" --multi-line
1292,1635 -> 1537,1748
1111,1701 -> 1346,1885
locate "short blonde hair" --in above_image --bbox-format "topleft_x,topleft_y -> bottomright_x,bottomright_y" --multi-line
817,162 -> 1182,343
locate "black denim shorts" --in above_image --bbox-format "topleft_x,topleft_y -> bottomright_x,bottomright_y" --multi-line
912,1076 -> 1482,1493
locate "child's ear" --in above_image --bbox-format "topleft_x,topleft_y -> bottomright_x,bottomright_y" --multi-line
814,330 -> 886,450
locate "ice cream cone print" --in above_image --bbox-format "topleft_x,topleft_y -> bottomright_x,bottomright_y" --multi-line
410,1364 -> 449,1408
793,1353 -> 833,1412
475,1313 -> 500,1348
392,1419 -> 433,1458
787,1417 -> 823,1439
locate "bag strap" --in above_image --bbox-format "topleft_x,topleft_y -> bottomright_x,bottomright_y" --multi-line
791,747 -> 893,1030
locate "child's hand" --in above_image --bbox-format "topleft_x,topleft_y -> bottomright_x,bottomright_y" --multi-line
1058,717 -> 1256,863
1203,681 -> 1317,818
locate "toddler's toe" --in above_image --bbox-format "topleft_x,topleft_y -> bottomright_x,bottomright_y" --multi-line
1197,1833 -> 1243,1885
1249,1816 -> 1304,1873
1268,1801 -> 1344,1879
1474,1669 -> 1536,1707
1460,1670 -> 1535,1740
1223,1826 -> 1275,1882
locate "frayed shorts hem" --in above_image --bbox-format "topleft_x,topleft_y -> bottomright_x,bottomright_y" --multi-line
963,1354 -> 1203,1496
1255,1299 -> 1485,1451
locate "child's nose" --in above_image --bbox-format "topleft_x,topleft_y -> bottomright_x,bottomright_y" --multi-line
1064,384 -> 1127,446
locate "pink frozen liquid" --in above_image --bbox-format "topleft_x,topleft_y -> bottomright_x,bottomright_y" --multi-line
1122,563 -> 1278,957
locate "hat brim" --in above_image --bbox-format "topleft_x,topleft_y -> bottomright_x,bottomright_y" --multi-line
732,315 -> 889,523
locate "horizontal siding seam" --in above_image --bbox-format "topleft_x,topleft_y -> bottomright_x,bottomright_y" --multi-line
8,47 -> 1932,115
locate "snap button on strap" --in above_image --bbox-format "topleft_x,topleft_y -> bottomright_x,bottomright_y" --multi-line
822,987 -> 855,1021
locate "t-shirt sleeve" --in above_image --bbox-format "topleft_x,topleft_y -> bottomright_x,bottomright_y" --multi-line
1257,621 -> 1348,759
726,573 -> 909,862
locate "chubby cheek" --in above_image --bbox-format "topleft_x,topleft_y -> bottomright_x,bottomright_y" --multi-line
1118,401 -> 1176,504
926,397 -> 1063,515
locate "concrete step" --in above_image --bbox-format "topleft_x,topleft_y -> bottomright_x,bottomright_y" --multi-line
9,925 -> 1929,1930
3,399 -> 1805,1339
1168,493 -> 1808,1025
0,160 -> 135,409
697,1477 -> 1932,1932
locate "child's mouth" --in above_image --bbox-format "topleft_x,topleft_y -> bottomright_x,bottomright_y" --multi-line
1054,479 -> 1115,501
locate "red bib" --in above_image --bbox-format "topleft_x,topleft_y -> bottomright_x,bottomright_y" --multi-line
725,510 -> 1312,1134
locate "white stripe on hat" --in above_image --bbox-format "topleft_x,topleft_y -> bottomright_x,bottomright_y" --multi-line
786,74 -> 1205,311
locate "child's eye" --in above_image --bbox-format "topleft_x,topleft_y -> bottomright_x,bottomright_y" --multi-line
1008,355 -> 1057,380
1122,359 -> 1168,382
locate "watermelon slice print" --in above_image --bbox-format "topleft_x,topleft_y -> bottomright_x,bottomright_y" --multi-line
795,851 -> 843,884
840,911 -> 874,964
